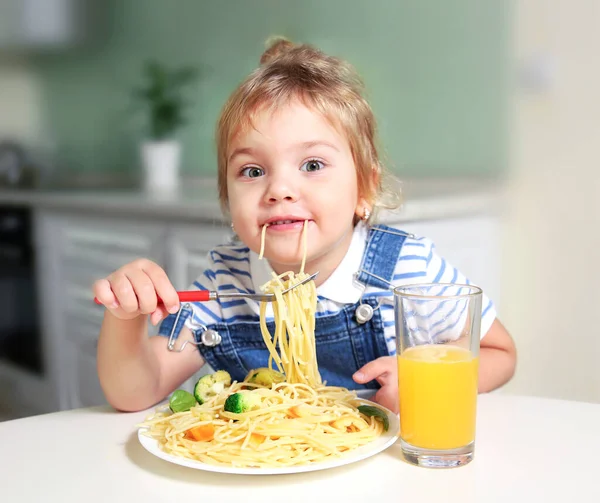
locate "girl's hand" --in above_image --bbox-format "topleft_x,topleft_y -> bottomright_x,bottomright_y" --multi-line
353,356 -> 399,413
93,259 -> 180,325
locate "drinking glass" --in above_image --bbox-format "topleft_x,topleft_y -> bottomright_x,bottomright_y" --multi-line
394,283 -> 482,468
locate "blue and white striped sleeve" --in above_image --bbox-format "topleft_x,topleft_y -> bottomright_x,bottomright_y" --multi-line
394,237 -> 496,340
420,239 -> 496,339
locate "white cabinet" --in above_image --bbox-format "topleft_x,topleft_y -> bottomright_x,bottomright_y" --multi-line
38,213 -> 169,410
64,320 -> 104,409
36,211 -> 230,410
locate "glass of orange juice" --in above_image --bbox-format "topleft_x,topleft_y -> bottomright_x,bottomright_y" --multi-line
394,283 -> 482,468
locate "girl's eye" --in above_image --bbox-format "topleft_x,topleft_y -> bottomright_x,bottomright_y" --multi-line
300,159 -> 325,172
240,166 -> 264,178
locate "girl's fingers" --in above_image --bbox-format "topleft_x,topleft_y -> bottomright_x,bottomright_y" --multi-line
107,273 -> 139,313
94,260 -> 178,323
373,385 -> 399,414
355,357 -> 399,413
93,259 -> 178,325
150,305 -> 170,326
353,356 -> 397,385
124,268 -> 158,314
93,278 -> 119,309
142,262 -> 180,314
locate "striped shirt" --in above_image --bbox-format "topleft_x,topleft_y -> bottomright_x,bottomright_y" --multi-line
183,222 -> 496,355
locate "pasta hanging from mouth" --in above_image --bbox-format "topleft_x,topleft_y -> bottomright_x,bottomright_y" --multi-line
258,222 -> 268,260
257,219 -> 308,266
300,219 -> 308,273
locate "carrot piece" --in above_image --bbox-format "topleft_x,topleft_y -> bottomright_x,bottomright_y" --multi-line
248,433 -> 266,448
187,424 -> 215,441
287,405 -> 307,418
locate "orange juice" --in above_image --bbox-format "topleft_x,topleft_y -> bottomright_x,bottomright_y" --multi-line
398,345 -> 479,450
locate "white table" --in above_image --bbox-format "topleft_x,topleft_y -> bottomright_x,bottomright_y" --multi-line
1,394 -> 598,502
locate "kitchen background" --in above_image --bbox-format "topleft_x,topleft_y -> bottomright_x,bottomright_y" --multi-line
1,0 -> 508,181
0,0 -> 598,419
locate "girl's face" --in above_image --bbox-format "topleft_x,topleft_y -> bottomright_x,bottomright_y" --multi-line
226,101 -> 367,283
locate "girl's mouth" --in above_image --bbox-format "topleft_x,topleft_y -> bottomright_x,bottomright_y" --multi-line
264,219 -> 310,231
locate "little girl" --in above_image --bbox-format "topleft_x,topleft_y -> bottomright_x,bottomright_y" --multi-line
94,38 -> 516,413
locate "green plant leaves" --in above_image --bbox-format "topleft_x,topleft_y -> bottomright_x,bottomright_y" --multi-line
133,60 -> 198,140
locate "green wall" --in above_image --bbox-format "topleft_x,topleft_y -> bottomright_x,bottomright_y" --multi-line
33,0 -> 510,178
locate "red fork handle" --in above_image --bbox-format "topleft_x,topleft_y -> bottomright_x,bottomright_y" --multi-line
93,290 -> 213,305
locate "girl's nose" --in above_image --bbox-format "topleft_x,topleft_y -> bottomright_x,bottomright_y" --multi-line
264,172 -> 299,203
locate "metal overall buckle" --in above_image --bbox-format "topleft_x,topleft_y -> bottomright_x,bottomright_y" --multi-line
166,303 -> 222,352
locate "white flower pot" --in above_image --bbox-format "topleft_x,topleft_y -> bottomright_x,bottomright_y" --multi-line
141,140 -> 181,192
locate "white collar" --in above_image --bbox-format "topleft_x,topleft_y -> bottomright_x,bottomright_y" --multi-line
249,221 -> 369,305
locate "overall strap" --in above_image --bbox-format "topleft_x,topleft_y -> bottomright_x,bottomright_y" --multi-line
355,224 -> 413,290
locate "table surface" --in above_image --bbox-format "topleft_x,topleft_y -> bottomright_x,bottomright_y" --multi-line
1,393 -> 598,502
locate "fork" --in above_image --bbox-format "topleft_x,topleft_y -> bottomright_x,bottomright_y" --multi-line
93,271 -> 318,305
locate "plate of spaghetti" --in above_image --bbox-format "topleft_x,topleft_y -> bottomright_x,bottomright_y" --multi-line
137,384 -> 398,475
137,222 -> 399,474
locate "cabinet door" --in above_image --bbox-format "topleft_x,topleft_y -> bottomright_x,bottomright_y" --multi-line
166,223 -> 232,290
59,215 -> 167,281
65,321 -> 106,409
36,212 -> 168,410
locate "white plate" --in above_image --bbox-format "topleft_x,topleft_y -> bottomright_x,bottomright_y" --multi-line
138,402 -> 399,475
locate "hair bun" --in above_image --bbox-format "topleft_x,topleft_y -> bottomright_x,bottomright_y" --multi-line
260,36 -> 295,65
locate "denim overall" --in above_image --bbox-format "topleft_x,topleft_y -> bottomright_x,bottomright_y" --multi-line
159,225 -> 408,390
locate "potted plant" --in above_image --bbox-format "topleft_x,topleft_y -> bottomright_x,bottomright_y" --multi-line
133,60 -> 198,192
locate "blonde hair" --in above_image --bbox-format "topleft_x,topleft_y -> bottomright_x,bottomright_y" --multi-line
216,37 -> 401,220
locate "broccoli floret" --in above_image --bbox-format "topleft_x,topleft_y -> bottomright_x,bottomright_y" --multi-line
213,370 -> 232,385
245,367 -> 286,387
223,391 -> 262,414
194,370 -> 232,404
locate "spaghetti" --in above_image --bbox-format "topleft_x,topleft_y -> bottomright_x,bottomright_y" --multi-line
139,381 -> 384,468
300,219 -> 308,273
258,223 -> 268,260
139,219 -> 386,468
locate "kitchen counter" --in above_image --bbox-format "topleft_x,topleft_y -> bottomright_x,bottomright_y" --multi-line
1,393 -> 598,502
0,176 -> 505,223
